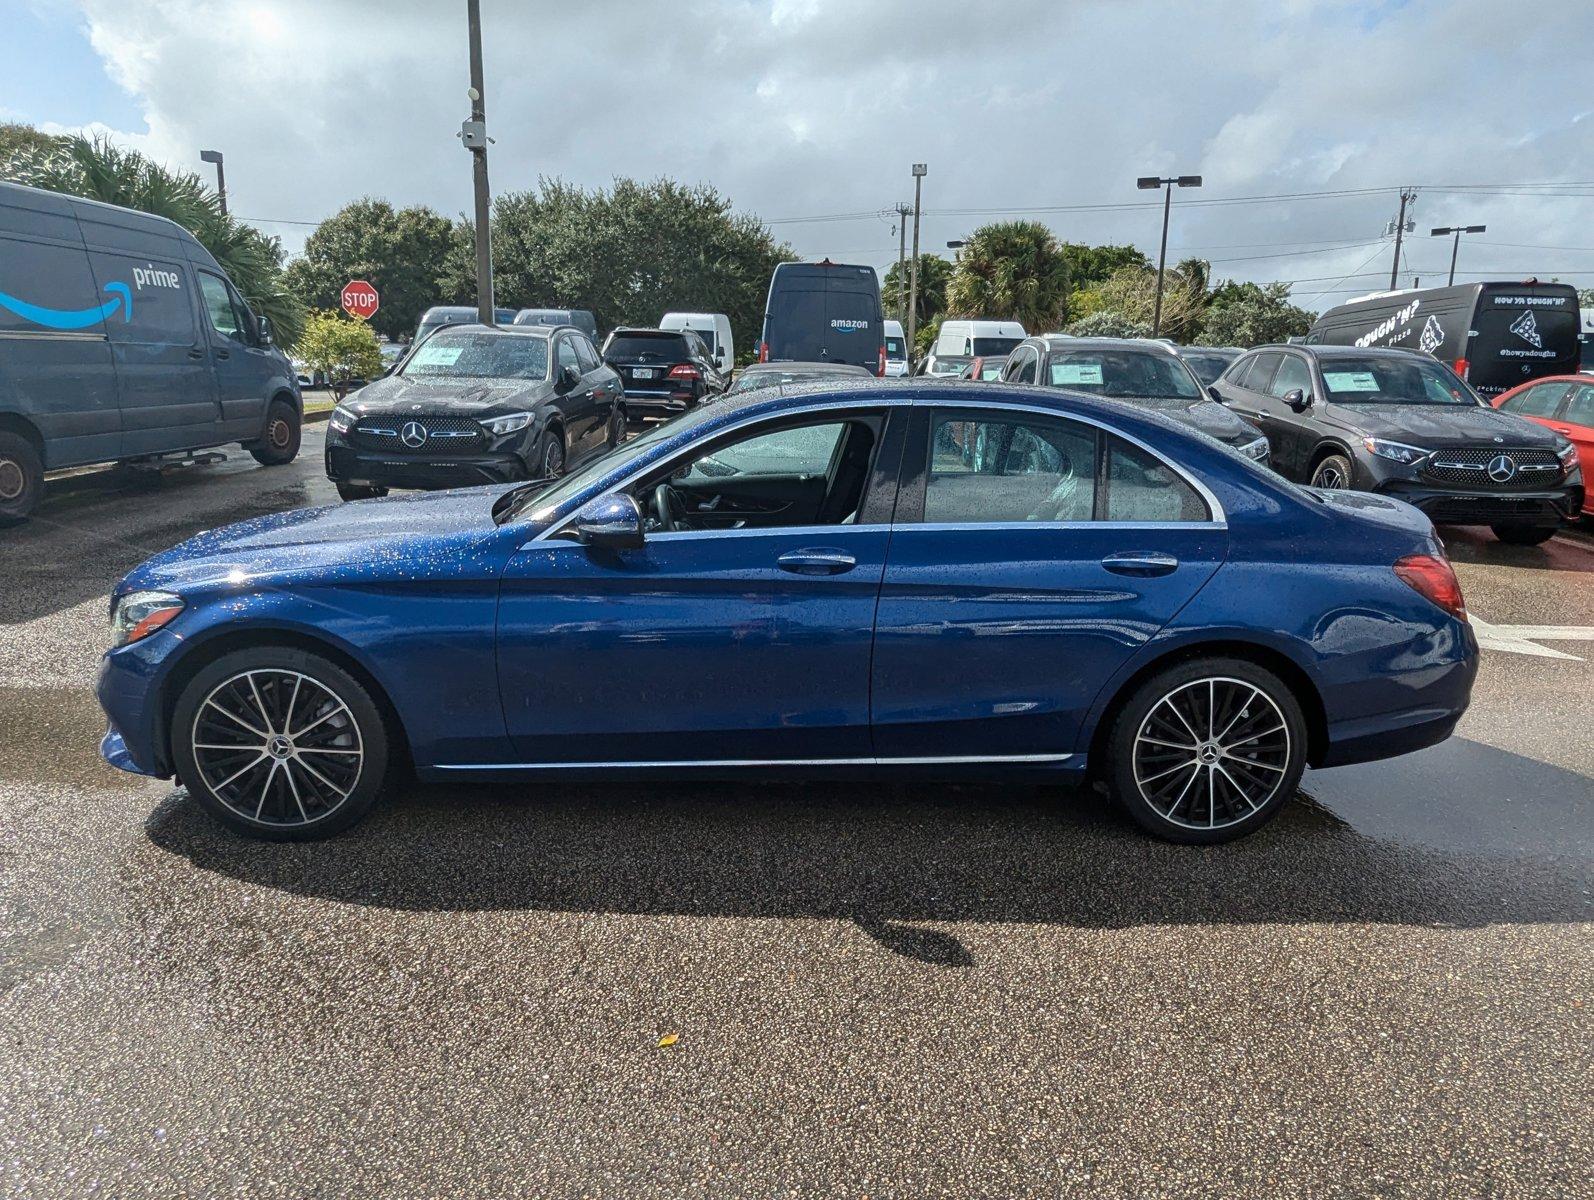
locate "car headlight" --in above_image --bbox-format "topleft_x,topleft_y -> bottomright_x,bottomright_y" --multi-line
1556,440 -> 1578,470
111,590 -> 185,647
481,412 -> 533,436
328,404 -> 356,433
1237,435 -> 1270,462
1363,437 -> 1430,465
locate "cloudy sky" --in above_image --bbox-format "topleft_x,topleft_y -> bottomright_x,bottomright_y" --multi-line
5,0 -> 1594,311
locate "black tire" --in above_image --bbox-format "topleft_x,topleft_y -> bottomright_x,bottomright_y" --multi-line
1309,453 -> 1354,490
170,646 -> 391,841
1491,524 -> 1557,546
537,425 -> 567,478
1104,656 -> 1308,844
249,398 -> 301,466
0,431 -> 44,526
606,402 -> 626,449
336,482 -> 389,502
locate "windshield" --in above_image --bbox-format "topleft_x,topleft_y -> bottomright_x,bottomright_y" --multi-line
1319,355 -> 1481,405
400,330 -> 549,381
605,334 -> 692,360
971,336 -> 1024,356
1043,349 -> 1201,399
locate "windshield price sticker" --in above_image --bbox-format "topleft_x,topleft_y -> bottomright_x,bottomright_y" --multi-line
412,345 -> 463,368
1052,362 -> 1104,385
1324,371 -> 1379,392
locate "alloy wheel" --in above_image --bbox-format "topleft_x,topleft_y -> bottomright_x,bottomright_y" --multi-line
1131,676 -> 1291,831
1312,462 -> 1347,489
189,668 -> 364,827
544,434 -> 565,477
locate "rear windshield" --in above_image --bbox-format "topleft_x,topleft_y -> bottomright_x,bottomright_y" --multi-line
885,337 -> 906,357
400,330 -> 548,380
1043,349 -> 1201,399
605,333 -> 692,360
972,336 -> 1024,357
1318,355 -> 1480,405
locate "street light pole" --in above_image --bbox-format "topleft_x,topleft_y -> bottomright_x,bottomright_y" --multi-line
464,0 -> 495,325
199,150 -> 226,215
1431,224 -> 1486,287
907,164 -> 926,369
1137,174 -> 1201,337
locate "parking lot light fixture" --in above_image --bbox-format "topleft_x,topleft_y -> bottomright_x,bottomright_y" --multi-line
1139,174 -> 1202,336
199,150 -> 226,215
1430,224 -> 1487,287
908,164 -> 926,370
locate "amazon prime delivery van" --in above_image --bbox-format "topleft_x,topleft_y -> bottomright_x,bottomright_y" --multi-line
0,181 -> 301,524
1306,282 -> 1581,397
758,260 -> 886,375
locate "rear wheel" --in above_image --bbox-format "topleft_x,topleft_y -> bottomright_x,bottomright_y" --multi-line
1491,524 -> 1557,546
249,398 -> 301,466
0,431 -> 43,526
606,402 -> 626,448
336,482 -> 389,502
1309,453 -> 1354,490
170,647 -> 390,840
1105,657 -> 1307,844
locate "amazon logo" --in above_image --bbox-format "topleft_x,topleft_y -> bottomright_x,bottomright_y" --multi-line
0,280 -> 134,329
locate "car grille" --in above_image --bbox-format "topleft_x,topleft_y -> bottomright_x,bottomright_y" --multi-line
1421,447 -> 1562,489
353,415 -> 487,454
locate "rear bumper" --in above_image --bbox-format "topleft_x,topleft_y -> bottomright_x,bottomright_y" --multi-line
1373,480 -> 1582,527
623,388 -> 699,416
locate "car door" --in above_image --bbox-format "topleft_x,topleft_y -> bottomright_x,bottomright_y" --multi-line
1496,379 -> 1571,431
196,270 -> 273,441
551,333 -> 599,456
573,333 -> 616,454
495,406 -> 903,765
870,404 -> 1227,762
1259,351 -> 1319,476
1550,383 -> 1594,506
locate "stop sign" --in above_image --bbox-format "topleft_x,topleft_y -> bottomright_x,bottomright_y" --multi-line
341,279 -> 379,321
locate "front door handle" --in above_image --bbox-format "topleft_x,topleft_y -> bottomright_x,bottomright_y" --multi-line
186,347 -> 205,360
1101,551 -> 1179,577
215,349 -> 230,360
777,548 -> 857,576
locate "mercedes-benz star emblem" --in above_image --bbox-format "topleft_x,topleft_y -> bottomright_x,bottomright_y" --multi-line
400,420 -> 429,449
1487,454 -> 1517,483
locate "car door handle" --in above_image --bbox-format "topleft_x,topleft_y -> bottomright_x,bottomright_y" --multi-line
215,349 -> 230,360
1553,426 -> 1572,435
1101,551 -> 1179,577
777,549 -> 857,576
187,347 -> 205,359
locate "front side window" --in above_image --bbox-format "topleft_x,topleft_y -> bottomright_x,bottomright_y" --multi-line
925,413 -> 1096,523
198,272 -> 241,341
1268,355 -> 1313,399
686,422 -> 845,481
556,337 -> 581,373
1563,383 -> 1594,426
1005,348 -> 1037,384
574,335 -> 600,371
1500,382 -> 1568,418
401,330 -> 550,381
1240,352 -> 1283,393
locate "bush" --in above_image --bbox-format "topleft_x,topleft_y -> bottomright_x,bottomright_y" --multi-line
1063,310 -> 1153,339
297,311 -> 384,399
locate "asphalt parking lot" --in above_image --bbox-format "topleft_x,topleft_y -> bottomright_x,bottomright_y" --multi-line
2,426 -> 1590,1198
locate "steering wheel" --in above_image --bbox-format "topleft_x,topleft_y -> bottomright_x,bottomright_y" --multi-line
653,482 -> 684,532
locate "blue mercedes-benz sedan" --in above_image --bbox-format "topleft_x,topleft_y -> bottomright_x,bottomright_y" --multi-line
96,381 -> 1478,844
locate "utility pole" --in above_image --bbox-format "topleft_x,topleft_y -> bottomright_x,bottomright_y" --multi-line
895,203 -> 910,323
1388,187 -> 1416,290
1431,224 -> 1486,287
907,164 -> 926,367
463,0 -> 495,324
199,150 -> 226,215
1137,174 -> 1201,337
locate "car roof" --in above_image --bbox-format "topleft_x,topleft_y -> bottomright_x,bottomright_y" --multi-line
609,327 -> 686,336
425,321 -> 556,340
742,361 -> 870,374
1253,343 -> 1427,359
1035,335 -> 1180,355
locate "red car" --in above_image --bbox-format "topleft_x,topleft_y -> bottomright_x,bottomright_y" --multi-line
1493,375 -> 1594,516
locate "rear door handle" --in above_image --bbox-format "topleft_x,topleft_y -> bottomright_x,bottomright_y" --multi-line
1101,551 -> 1179,577
777,548 -> 857,576
187,348 -> 205,359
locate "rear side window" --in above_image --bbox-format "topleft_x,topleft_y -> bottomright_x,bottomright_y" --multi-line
1564,383 -> 1594,425
1499,382 -> 1568,418
925,413 -> 1097,523
605,333 -> 691,360
1104,436 -> 1208,522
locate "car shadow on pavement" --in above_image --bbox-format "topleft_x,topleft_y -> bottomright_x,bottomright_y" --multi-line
143,742 -> 1594,967
1438,526 -> 1594,573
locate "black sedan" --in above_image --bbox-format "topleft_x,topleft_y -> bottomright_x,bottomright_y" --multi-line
325,323 -> 622,501
1001,336 -> 1270,462
601,328 -> 727,418
1212,344 -> 1582,543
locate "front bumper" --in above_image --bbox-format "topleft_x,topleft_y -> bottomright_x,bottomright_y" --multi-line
1372,480 -> 1582,527
325,432 -> 534,490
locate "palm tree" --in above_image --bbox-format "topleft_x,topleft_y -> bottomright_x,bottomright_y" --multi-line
1,134 -> 303,347
945,221 -> 1070,331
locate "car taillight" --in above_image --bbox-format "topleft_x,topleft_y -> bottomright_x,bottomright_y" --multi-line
758,341 -> 769,363
877,346 -> 886,376
1453,357 -> 1469,380
668,364 -> 701,380
1394,553 -> 1467,621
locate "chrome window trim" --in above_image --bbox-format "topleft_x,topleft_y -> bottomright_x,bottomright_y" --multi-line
900,520 -> 1228,533
437,751 -> 1079,770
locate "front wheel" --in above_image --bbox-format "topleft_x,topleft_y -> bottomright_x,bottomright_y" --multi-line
536,425 -> 566,478
0,431 -> 44,526
1105,657 -> 1308,844
336,482 -> 389,502
1309,453 -> 1354,490
170,647 -> 390,840
249,398 -> 301,466
1491,524 -> 1558,546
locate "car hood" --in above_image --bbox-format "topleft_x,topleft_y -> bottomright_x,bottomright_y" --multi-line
118,485 -> 537,595
344,375 -> 555,416
1323,402 -> 1561,448
1129,395 -> 1262,446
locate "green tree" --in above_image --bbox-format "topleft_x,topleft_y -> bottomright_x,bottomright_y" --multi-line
945,221 -> 1070,332
1,134 -> 304,347
1059,242 -> 1151,291
1085,258 -> 1211,342
1196,281 -> 1314,347
296,310 -> 383,399
881,253 -> 954,329
438,177 -> 794,356
0,122 -> 62,162
283,199 -> 455,341
1064,310 -> 1154,338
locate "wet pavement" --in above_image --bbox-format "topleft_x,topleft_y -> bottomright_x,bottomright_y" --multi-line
1,429 -> 1590,1198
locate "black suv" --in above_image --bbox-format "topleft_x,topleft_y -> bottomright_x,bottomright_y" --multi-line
601,328 -> 727,418
1002,336 -> 1270,462
1211,344 -> 1582,543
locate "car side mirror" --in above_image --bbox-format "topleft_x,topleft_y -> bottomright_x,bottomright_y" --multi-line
1284,387 -> 1312,412
1207,385 -> 1223,403
257,315 -> 274,346
558,364 -> 581,391
573,493 -> 644,551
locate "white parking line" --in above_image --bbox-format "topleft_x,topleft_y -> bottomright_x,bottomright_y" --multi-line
1470,616 -> 1590,660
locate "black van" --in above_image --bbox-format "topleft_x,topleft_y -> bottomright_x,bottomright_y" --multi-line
1307,282 -> 1581,398
758,261 -> 885,375
0,182 -> 300,524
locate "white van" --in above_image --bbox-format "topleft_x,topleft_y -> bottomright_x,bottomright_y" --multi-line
660,312 -> 733,372
883,319 -> 909,376
933,319 -> 1027,359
